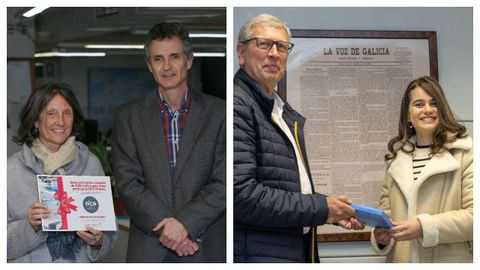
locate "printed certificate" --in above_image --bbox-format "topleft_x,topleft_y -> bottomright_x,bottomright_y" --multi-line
37,175 -> 117,231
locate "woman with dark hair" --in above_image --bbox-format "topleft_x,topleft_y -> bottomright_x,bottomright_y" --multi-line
7,82 -> 116,262
370,76 -> 473,262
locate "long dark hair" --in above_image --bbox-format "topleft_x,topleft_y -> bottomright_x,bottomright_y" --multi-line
13,82 -> 85,147
385,76 -> 467,160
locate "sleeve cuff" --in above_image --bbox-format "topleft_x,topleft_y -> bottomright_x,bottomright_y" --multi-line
416,214 -> 439,247
25,219 -> 48,244
87,231 -> 117,262
370,228 -> 394,255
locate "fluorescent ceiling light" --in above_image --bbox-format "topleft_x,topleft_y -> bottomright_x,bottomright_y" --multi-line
23,7 -> 49,17
35,52 -> 106,58
132,29 -> 226,38
85,44 -> 144,49
193,52 -> 225,57
85,45 -> 225,57
189,33 -> 227,38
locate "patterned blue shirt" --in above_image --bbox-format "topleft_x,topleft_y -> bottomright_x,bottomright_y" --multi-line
157,90 -> 191,177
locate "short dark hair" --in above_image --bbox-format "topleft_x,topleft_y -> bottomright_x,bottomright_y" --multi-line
13,82 -> 85,147
144,22 -> 193,61
385,76 -> 467,160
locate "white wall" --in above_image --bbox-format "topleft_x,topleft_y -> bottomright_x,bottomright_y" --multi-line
233,7 -> 473,123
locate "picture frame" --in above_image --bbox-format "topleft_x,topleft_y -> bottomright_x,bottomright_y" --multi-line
279,29 -> 438,99
278,30 -> 438,242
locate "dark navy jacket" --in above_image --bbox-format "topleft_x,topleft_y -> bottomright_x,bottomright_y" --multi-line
234,68 -> 329,262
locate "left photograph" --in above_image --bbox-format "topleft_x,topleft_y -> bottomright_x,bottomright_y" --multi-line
7,7 -> 226,263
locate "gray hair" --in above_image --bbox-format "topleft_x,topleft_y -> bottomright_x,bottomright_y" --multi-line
237,13 -> 291,42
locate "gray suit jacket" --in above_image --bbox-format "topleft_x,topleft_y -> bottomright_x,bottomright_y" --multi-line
112,89 -> 226,262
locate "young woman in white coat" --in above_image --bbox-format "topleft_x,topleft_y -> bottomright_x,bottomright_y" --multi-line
371,76 -> 472,262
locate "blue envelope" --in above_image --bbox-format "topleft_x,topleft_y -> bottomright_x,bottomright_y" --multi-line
350,203 -> 394,228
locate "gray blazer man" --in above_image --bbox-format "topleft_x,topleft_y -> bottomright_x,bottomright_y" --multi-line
112,22 -> 226,263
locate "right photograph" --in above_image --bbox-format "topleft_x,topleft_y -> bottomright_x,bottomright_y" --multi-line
233,7 -> 473,263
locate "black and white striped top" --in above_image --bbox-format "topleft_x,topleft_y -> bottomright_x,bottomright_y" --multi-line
412,145 -> 432,180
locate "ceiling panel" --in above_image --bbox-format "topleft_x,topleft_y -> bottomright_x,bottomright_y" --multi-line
25,7 -> 226,56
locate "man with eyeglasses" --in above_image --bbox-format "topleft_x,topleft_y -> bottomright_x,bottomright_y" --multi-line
234,14 -> 364,263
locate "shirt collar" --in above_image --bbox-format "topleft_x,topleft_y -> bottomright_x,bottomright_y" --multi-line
158,88 -> 190,113
271,91 -> 284,117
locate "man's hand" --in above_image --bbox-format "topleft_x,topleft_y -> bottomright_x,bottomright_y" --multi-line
325,195 -> 355,224
390,218 -> 423,241
153,217 -> 189,251
174,238 -> 200,257
337,217 -> 365,230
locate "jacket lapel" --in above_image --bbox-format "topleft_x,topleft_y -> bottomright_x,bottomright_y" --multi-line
388,150 -> 415,201
388,137 -> 466,202
415,149 -> 459,184
139,92 -> 173,205
172,90 -> 206,180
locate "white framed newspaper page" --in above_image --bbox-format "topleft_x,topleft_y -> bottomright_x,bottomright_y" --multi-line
278,30 -> 438,242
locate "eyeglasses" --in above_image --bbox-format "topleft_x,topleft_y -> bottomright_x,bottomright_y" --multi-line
242,37 -> 294,53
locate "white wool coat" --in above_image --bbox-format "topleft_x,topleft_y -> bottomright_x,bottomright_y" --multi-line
371,136 -> 473,262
